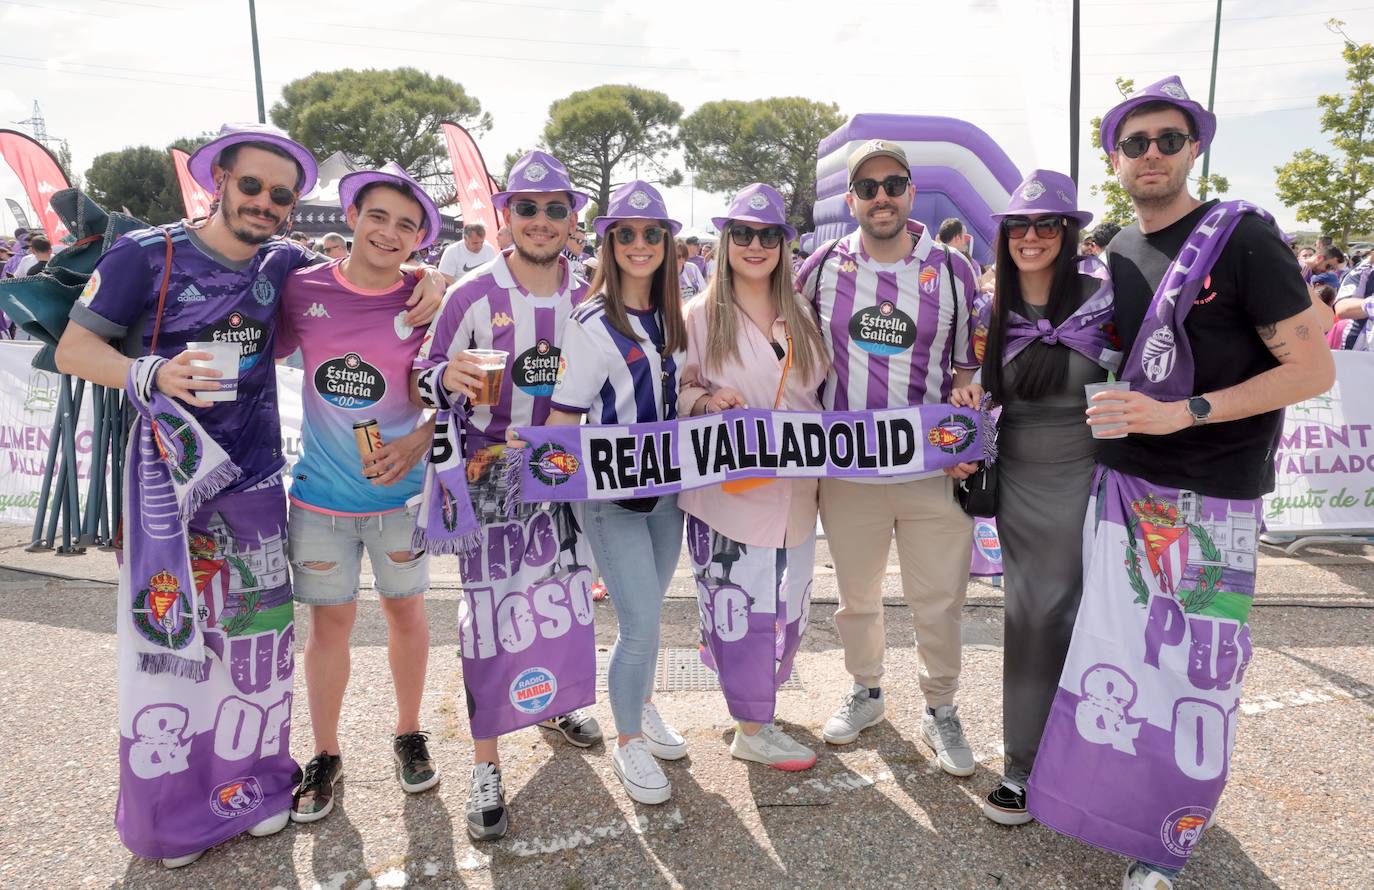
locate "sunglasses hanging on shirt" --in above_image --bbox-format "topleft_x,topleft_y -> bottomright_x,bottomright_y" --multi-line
1115,132 -> 1193,159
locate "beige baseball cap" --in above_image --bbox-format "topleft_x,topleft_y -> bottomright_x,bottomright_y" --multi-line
847,139 -> 911,183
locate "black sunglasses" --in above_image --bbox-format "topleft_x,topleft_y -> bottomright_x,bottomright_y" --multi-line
510,199 -> 571,220
1002,216 -> 1065,240
1116,132 -> 1193,159
729,225 -> 784,249
234,175 -> 296,207
850,175 -> 910,201
612,226 -> 665,246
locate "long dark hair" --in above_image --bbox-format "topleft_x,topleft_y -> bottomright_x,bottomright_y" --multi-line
982,218 -> 1083,403
587,222 -> 688,355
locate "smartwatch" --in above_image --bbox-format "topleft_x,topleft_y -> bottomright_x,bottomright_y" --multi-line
1186,395 -> 1212,426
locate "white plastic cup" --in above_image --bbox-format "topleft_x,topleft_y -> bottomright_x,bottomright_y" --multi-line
1085,381 -> 1130,439
185,341 -> 242,403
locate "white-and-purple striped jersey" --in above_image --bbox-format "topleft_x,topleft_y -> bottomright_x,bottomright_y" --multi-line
414,250 -> 589,452
798,220 -> 979,413
552,297 -> 682,425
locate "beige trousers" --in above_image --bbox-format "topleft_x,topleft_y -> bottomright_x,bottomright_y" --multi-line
819,475 -> 973,707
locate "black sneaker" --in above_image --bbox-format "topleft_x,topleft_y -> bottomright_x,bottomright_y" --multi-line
466,762 -> 507,841
393,731 -> 440,793
983,780 -> 1032,826
537,709 -> 602,748
291,753 -> 343,823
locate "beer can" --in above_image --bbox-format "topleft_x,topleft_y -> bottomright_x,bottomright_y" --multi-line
353,418 -> 383,459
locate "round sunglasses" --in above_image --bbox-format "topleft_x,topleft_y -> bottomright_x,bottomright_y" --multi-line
1116,132 -> 1193,160
233,175 -> 297,207
611,226 -> 666,246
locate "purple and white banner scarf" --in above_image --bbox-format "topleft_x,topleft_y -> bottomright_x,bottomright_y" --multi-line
123,356 -> 240,679
1120,201 -> 1274,400
412,362 -> 480,555
1002,255 -> 1121,372
505,404 -> 991,505
1028,466 -> 1259,870
454,451 -> 598,739
118,365 -> 296,858
687,518 -> 814,723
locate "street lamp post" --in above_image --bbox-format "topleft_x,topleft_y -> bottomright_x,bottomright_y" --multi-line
248,0 -> 266,124
1199,0 -> 1223,199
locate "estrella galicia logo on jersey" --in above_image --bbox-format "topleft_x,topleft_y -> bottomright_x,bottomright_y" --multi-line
199,311 -> 267,372
209,777 -> 264,819
927,414 -> 976,454
514,338 -> 561,396
509,666 -> 558,715
849,300 -> 916,356
530,442 -> 580,487
250,273 -> 277,306
314,352 -> 386,409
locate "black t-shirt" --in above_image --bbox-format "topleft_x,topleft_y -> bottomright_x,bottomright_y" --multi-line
1098,200 -> 1311,499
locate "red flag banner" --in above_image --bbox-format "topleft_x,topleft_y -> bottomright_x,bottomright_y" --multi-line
169,148 -> 213,220
440,121 -> 499,245
0,129 -> 71,242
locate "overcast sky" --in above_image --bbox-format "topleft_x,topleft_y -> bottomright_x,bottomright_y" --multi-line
1,0 -> 1370,238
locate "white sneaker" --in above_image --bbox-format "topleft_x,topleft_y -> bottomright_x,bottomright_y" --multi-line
821,682 -> 885,745
1122,862 -> 1174,890
247,809 -> 290,838
161,850 -> 204,869
612,738 -> 672,805
729,723 -> 817,771
922,704 -> 975,777
641,701 -> 687,760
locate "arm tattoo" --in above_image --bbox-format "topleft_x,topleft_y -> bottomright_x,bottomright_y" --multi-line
1257,323 -> 1278,340
1295,324 -> 1311,341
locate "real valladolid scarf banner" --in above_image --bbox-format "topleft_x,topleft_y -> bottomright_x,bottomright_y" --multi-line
1029,201 -> 1272,870
504,404 -> 991,504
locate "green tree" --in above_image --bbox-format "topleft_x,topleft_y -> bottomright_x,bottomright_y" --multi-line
1089,77 -> 1228,228
534,85 -> 682,215
1274,23 -> 1374,243
681,97 -> 844,235
83,135 -> 213,224
270,67 -> 490,190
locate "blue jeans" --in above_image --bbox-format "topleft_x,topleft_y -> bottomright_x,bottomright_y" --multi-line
581,496 -> 684,736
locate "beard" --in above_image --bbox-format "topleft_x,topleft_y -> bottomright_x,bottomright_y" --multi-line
221,192 -> 284,245
1121,162 -> 1191,209
855,203 -> 907,242
513,240 -> 563,267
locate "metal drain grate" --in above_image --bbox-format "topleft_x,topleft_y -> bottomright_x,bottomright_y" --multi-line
595,647 -> 803,692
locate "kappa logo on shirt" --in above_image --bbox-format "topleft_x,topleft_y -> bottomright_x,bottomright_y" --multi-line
491,312 -> 514,328
302,302 -> 330,318
177,284 -> 206,303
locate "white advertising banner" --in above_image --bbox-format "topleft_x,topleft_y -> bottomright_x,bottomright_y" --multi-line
0,342 -> 304,526
1264,351 -> 1374,533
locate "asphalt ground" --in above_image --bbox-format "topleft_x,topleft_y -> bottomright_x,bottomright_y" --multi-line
1,526 -> 1371,889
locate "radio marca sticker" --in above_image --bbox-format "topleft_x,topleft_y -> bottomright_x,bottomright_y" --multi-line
514,338 -> 562,397
849,300 -> 916,356
510,666 -> 558,715
314,352 -> 386,409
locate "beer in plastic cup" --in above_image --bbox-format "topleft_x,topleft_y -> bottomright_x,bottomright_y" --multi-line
1085,381 -> 1130,439
468,349 -> 508,407
185,341 -> 242,403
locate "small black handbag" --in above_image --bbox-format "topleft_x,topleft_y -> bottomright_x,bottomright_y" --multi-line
955,461 -> 998,518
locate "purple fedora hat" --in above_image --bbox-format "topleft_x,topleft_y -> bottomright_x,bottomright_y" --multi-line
711,183 -> 797,244
1099,75 -> 1217,157
338,161 -> 442,250
492,150 -> 590,213
188,122 -> 319,194
991,170 -> 1093,227
592,180 -> 680,238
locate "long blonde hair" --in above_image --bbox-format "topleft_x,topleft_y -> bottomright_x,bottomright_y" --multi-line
702,222 -> 825,379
